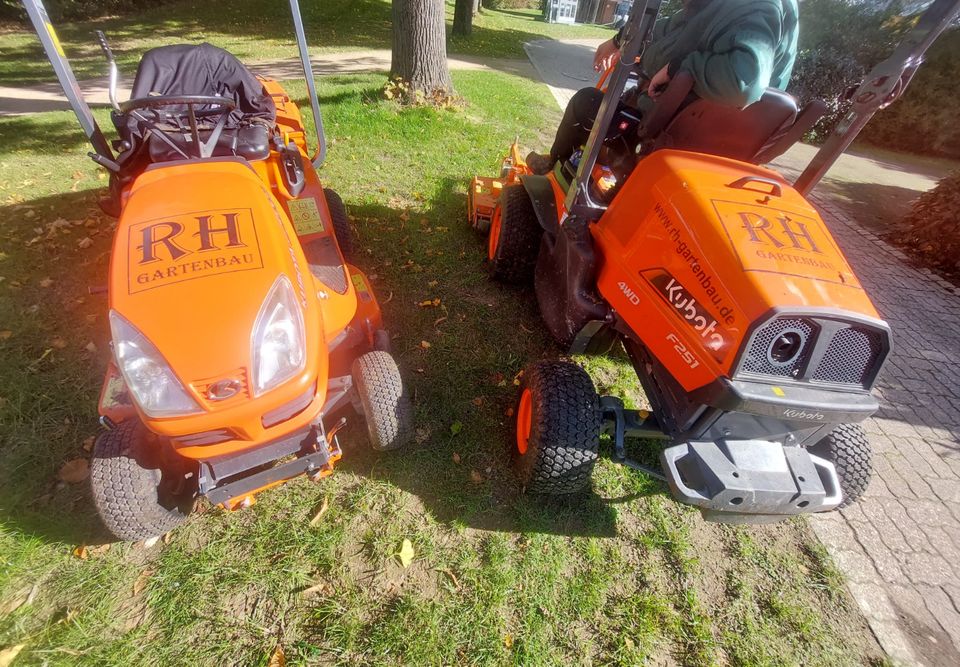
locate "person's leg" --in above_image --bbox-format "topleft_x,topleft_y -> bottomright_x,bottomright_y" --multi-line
549,87 -> 605,163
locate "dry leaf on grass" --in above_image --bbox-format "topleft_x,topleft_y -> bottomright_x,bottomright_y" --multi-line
398,539 -> 415,568
267,644 -> 285,667
452,452 -> 461,464
419,340 -> 431,349
58,459 -> 89,484
300,581 -> 330,598
84,342 -> 97,354
0,331 -> 12,341
142,536 -> 160,549
308,496 -> 329,527
470,470 -> 484,484
72,545 -> 88,560
504,633 -> 514,648
0,643 -> 25,667
51,338 -> 67,350
132,569 -> 154,597
81,436 -> 95,452
77,237 -> 93,249
38,278 -> 53,288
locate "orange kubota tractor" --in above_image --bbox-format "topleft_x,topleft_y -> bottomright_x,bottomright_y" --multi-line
470,0 -> 960,522
23,0 -> 412,540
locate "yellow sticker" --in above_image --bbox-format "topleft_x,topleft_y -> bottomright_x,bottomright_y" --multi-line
351,273 -> 368,293
287,198 -> 325,235
45,23 -> 66,57
772,386 -> 785,397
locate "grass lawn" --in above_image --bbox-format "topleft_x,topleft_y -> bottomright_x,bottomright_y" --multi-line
0,67 -> 884,665
0,0 -> 612,86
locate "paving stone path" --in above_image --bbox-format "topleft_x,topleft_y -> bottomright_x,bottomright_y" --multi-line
809,195 -> 960,667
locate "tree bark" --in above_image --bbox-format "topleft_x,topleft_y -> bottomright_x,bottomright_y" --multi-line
473,0 -> 482,15
391,0 -> 453,98
453,0 -> 474,36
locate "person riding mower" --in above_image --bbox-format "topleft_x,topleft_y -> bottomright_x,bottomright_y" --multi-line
22,0 -> 413,541
526,0 -> 800,175
469,0 -> 960,523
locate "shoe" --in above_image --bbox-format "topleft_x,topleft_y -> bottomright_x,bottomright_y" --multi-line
525,151 -> 554,176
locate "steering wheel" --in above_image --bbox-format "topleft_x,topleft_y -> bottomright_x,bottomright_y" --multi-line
120,95 -> 239,160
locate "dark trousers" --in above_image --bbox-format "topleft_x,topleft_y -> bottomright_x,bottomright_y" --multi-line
549,87 -> 605,163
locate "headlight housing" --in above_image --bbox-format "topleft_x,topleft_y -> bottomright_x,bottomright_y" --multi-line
251,274 -> 306,396
109,310 -> 203,418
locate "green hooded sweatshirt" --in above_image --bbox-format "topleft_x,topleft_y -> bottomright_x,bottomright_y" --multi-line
627,0 -> 799,109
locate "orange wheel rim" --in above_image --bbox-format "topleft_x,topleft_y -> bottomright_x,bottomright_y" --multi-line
516,388 -> 533,455
488,205 -> 502,261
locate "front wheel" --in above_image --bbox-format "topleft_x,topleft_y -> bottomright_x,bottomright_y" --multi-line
488,184 -> 542,284
513,360 -> 601,494
90,420 -> 195,541
808,423 -> 873,507
352,351 -> 413,451
324,188 -> 356,261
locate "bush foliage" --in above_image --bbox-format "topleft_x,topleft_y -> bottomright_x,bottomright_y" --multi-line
482,0 -> 542,9
1,0 -> 172,22
895,171 -> 960,278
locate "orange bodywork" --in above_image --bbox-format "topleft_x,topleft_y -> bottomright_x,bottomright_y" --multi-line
99,77 -> 381,505
591,149 -> 882,391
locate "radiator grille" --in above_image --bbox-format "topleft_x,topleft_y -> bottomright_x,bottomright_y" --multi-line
812,327 -> 883,386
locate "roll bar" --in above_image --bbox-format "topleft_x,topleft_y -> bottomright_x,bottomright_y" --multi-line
20,0 -> 328,168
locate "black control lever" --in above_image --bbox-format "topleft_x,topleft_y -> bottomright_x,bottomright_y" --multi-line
95,30 -> 115,63
273,136 -> 305,197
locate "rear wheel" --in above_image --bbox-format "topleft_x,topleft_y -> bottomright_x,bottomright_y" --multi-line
324,188 -> 356,261
513,360 -> 601,494
488,184 -> 542,284
90,420 -> 195,541
808,423 -> 873,507
352,351 -> 413,451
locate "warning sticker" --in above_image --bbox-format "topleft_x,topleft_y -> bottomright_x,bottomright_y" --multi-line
287,198 -> 325,235
351,273 -> 372,302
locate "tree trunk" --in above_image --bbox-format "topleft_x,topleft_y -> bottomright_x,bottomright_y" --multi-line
453,0 -> 473,35
473,0 -> 482,15
391,0 -> 453,99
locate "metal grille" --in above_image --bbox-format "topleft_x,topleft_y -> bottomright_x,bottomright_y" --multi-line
742,318 -> 814,378
813,327 -> 882,386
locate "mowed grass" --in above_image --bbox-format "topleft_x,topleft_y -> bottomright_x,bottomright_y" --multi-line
0,71 -> 882,665
0,0 -> 612,86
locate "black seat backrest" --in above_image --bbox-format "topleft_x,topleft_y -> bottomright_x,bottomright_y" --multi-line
637,72 -> 824,164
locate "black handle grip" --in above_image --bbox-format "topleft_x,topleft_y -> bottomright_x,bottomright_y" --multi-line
95,30 -> 114,62
727,176 -> 783,198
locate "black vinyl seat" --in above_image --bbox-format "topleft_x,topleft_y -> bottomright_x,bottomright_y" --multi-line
115,43 -> 276,167
637,72 -> 826,164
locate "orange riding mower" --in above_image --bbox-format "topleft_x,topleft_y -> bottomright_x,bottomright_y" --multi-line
469,0 -> 957,523
24,0 -> 413,540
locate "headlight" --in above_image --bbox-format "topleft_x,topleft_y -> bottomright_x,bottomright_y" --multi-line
109,310 -> 203,418
251,275 -> 306,396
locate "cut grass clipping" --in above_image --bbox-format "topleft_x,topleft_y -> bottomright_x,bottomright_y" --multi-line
0,71 -> 881,664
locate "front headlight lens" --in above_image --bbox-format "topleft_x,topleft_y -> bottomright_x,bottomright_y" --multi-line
109,310 -> 203,418
251,275 -> 305,396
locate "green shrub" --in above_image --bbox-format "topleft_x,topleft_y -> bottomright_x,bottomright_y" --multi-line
483,0 -> 542,10
895,171 -> 960,277
1,0 -> 173,22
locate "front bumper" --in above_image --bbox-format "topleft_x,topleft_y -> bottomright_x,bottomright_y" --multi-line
661,439 -> 842,523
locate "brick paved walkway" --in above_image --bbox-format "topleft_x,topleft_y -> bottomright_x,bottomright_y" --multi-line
811,196 -> 960,667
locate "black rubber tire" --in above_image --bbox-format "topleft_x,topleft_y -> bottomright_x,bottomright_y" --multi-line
808,423 -> 873,507
514,360 -> 601,494
488,184 -> 543,284
352,350 -> 413,452
90,420 -> 194,541
324,188 -> 356,261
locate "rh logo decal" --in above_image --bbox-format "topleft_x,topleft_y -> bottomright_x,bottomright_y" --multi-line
127,208 -> 264,293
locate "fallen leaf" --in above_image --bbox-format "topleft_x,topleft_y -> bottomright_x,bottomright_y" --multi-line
513,370 -> 525,386
39,278 -> 53,288
87,544 -> 110,557
449,421 -> 463,436
51,338 -> 67,350
162,532 -> 172,545
132,569 -> 154,596
77,237 -> 94,249
81,436 -> 95,452
419,340 -> 431,349
414,427 -> 431,444
0,331 -> 11,341
0,643 -> 25,667
58,458 -> 89,484
72,545 -> 88,560
398,539 -> 415,568
418,298 -> 441,308
452,452 -> 461,464
472,397 -> 484,407
504,633 -> 514,648
428,280 -> 438,288
84,342 -> 97,354
300,581 -> 330,598
142,536 -> 160,549
267,644 -> 285,667
505,407 -> 515,417
0,589 -> 30,616
470,470 -> 484,484
309,496 -> 330,527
